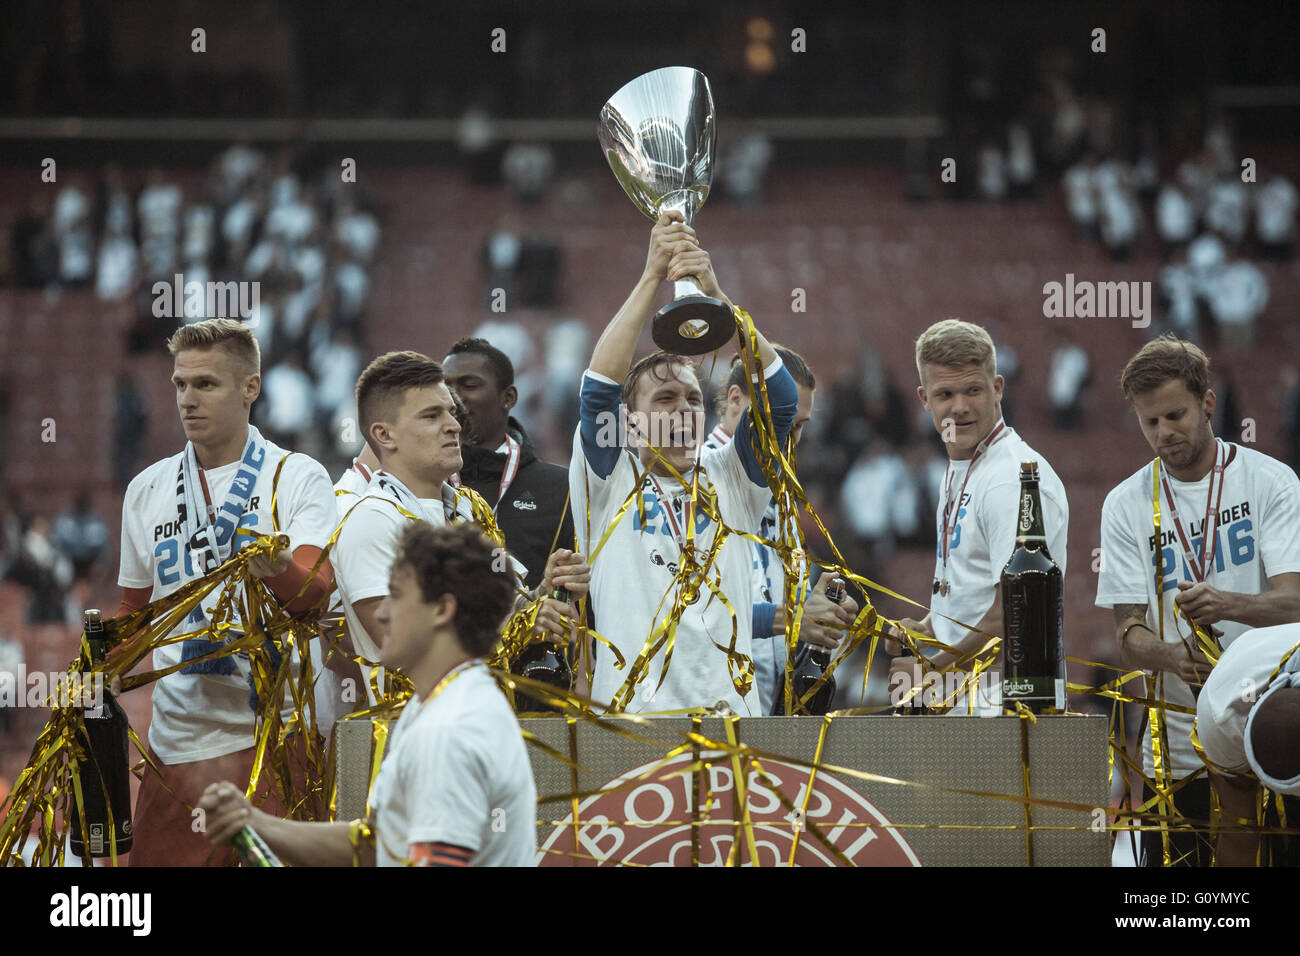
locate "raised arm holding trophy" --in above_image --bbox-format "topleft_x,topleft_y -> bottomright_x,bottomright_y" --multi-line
599,65 -> 735,355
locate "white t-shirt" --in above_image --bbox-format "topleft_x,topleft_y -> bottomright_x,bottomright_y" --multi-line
703,424 -> 795,717
1197,623 -> 1300,775
572,374 -> 780,715
1096,443 -> 1300,778
309,461 -> 378,740
928,427 -> 1069,714
368,661 -> 537,867
333,477 -> 467,664
118,437 -> 337,764
334,458 -> 374,501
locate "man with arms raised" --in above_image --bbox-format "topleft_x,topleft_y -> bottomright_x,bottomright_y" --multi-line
573,210 -> 798,715
201,523 -> 537,866
890,319 -> 1069,715
117,318 -> 337,865
1096,334 -> 1300,866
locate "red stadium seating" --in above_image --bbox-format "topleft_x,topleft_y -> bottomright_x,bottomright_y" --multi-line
1,161 -> 1297,770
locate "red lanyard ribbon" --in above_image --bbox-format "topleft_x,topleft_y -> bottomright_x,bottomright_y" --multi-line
1160,440 -> 1235,583
450,435 -> 520,514
646,473 -> 696,556
939,419 -> 1007,577
197,469 -> 218,526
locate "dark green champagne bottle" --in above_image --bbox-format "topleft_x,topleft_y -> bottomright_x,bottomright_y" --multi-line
512,586 -> 574,714
233,825 -> 284,867
775,578 -> 841,716
1000,462 -> 1066,714
69,609 -> 134,859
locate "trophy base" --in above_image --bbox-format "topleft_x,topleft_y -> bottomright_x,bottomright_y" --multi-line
652,296 -> 736,355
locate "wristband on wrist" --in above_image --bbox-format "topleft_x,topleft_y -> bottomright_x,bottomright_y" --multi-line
1118,620 -> 1150,646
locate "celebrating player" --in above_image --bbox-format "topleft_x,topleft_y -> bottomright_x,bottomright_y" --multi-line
890,319 -> 1069,714
571,210 -> 798,715
705,347 -> 857,714
331,351 -> 582,703
116,318 -> 338,866
201,523 -> 538,866
1196,623 -> 1300,866
1096,334 -> 1300,866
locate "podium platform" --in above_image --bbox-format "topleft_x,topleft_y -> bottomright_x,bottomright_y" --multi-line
335,714 -> 1111,867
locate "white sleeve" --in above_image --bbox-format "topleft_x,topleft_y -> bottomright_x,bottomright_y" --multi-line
705,443 -> 772,534
1095,487 -> 1149,608
1195,637 -> 1262,774
1045,483 -> 1070,577
117,479 -> 153,589
402,718 -> 492,851
277,456 -> 339,551
333,498 -> 406,605
1258,465 -> 1300,577
977,481 -> 1019,590
569,426 -> 628,556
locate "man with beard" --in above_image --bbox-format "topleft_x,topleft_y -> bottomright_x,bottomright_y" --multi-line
1096,334 -> 1300,866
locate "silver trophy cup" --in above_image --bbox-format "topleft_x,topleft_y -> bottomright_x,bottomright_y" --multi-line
599,66 -> 735,355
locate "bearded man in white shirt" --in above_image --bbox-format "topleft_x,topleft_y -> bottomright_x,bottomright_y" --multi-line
1096,334 -> 1300,866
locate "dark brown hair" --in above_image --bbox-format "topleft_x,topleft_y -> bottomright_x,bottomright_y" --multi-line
448,336 -> 514,391
621,351 -> 699,409
1251,687 -> 1300,782
392,522 -> 516,657
713,345 -> 816,414
355,351 -> 446,454
1120,334 -> 1211,402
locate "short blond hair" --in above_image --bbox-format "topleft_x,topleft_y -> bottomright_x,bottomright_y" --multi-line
167,319 -> 260,378
914,319 -> 996,382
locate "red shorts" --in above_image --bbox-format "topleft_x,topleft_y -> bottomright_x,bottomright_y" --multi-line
129,735 -> 318,867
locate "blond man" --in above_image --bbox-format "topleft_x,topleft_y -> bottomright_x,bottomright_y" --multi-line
116,319 -> 337,865
891,319 -> 1069,714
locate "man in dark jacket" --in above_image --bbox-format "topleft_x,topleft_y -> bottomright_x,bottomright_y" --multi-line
443,337 -> 575,590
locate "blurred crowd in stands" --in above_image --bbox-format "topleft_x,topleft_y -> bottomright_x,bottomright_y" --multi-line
0,487 -> 108,630
1062,120 -> 1294,352
10,139 -> 381,477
